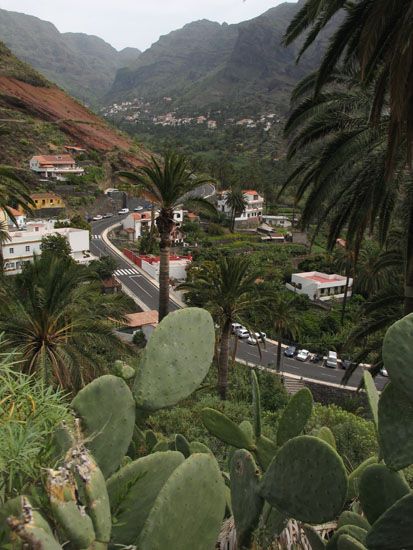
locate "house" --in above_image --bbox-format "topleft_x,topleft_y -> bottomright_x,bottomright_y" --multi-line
217,190 -> 264,223
29,154 -> 84,180
286,271 -> 353,302
131,254 -> 191,282
2,226 -> 94,275
122,208 -> 185,242
261,215 -> 292,228
31,193 -> 65,211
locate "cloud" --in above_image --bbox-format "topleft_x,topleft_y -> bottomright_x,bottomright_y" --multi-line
0,0 -> 296,50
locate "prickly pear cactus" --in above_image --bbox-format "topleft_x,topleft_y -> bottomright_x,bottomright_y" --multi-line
326,525 -> 367,550
366,493 -> 413,549
134,308 -> 215,411
260,435 -> 348,524
230,449 -> 264,549
71,375 -> 135,478
276,388 -> 313,446
358,463 -> 410,524
378,382 -> 413,470
337,511 -> 370,531
382,312 -> 413,399
363,371 -> 379,429
337,534 -> 367,550
251,370 -> 261,438
347,456 -> 377,501
313,426 -> 336,449
138,453 -> 226,550
107,451 -> 184,546
201,408 -> 255,450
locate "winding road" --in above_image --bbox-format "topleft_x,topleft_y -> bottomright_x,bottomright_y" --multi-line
90,213 -> 387,391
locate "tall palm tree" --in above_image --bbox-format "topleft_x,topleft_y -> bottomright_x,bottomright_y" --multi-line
119,152 -> 215,321
272,294 -> 301,372
0,255 -> 130,392
224,187 -> 248,232
179,256 -> 267,400
0,219 -> 10,274
333,245 -> 356,326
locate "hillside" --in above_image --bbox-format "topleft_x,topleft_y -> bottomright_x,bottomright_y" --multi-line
107,1 -> 331,115
0,42 -> 147,169
0,8 -> 141,106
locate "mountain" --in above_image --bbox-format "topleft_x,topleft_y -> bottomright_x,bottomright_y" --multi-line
0,8 -> 141,106
0,41 -> 147,168
107,1 -> 332,115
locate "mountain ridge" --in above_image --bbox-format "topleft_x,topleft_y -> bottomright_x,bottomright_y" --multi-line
0,8 -> 141,106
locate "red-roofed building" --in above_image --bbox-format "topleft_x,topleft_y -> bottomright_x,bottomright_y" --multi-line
30,154 -> 84,180
286,271 -> 353,302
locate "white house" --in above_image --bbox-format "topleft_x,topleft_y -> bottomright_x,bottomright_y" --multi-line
1,207 -> 27,229
261,215 -> 292,228
217,190 -> 264,222
122,208 -> 185,241
29,154 -> 84,180
286,271 -> 353,301
3,226 -> 93,275
139,255 -> 191,282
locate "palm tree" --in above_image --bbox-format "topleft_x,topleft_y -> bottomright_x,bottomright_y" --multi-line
0,219 -> 10,274
334,245 -> 356,326
283,0 -> 413,175
0,255 -> 130,392
179,256 -> 268,400
224,187 -> 247,232
118,152 -> 215,321
272,294 -> 301,372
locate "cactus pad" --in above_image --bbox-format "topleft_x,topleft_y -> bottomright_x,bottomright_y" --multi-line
366,493 -> 413,549
134,308 -> 215,410
189,441 -> 213,455
175,434 -> 190,457
303,525 -> 326,550
347,456 -> 377,500
378,382 -> 413,470
326,526 -> 367,550
314,426 -> 336,449
358,463 -> 410,524
337,511 -> 370,531
276,388 -> 313,446
260,436 -> 347,524
382,312 -> 413,399
230,450 -> 264,549
107,451 -> 184,545
71,375 -> 135,478
239,420 -> 255,443
254,435 -> 278,471
138,453 -> 226,550
337,534 -> 368,550
201,408 -> 255,450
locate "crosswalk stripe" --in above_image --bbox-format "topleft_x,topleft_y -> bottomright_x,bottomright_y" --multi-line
92,235 -> 101,239
114,268 -> 140,277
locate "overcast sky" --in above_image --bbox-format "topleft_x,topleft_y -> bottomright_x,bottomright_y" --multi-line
0,0 -> 297,51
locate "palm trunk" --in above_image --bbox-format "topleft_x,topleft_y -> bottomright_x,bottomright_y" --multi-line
276,339 -> 282,372
218,319 -> 231,400
148,203 -> 155,252
159,232 -> 170,322
340,272 -> 351,326
404,203 -> 413,315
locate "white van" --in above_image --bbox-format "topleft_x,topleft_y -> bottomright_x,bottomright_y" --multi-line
326,351 -> 338,368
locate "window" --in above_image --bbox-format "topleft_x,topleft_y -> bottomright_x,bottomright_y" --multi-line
42,200 -> 46,205
25,245 -> 30,252
9,247 -> 14,254
50,199 -> 54,203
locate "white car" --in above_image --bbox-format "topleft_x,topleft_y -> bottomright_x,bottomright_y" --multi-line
380,367 -> 388,377
326,350 -> 338,368
237,328 -> 250,339
92,215 -> 103,221
247,336 -> 258,345
254,331 -> 266,342
134,206 -> 144,211
118,208 -> 130,215
296,349 -> 310,362
231,323 -> 244,334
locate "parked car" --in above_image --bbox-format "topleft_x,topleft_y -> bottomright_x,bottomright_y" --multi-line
341,359 -> 353,370
325,350 -> 338,368
284,345 -> 297,358
134,206 -> 144,211
254,331 -> 266,341
380,367 -> 388,377
103,213 -> 113,218
296,349 -> 310,362
231,323 -> 244,334
118,208 -> 130,215
310,353 -> 322,364
247,336 -> 258,345
237,328 -> 250,339
92,215 -> 103,221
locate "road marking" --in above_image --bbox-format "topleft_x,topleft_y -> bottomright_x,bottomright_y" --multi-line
92,235 -> 101,240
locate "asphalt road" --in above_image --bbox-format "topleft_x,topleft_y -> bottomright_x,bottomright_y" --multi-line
90,215 -> 387,391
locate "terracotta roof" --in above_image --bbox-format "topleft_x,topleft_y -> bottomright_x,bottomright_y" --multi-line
32,154 -> 75,165
124,311 -> 159,327
31,192 -> 62,200
243,190 -> 259,196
